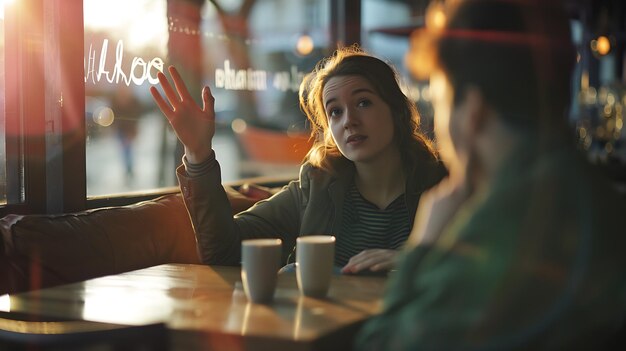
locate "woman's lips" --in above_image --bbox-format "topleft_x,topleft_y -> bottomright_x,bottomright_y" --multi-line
347,134 -> 367,144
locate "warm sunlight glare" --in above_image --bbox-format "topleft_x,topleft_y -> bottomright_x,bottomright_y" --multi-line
82,277 -> 175,325
426,1 -> 446,30
0,0 -> 16,20
84,0 -> 167,53
0,294 -> 10,312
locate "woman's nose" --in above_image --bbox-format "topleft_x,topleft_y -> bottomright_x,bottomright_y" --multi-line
343,107 -> 358,128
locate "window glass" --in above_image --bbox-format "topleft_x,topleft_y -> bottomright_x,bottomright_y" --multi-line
203,0 -> 329,179
0,3 -> 6,204
361,0 -> 434,139
572,19 -> 626,165
84,0 -> 329,197
84,0 -> 171,196
362,1 -> 625,164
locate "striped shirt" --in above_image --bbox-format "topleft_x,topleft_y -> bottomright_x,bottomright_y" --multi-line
335,182 -> 411,267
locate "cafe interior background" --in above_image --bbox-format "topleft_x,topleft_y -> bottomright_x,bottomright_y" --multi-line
0,0 -> 625,216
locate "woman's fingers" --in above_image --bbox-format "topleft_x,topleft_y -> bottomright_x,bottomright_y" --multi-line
152,66 -> 215,124
370,259 -> 394,272
201,86 -> 215,116
149,65 -> 217,164
360,251 -> 394,270
168,66 -> 193,103
342,249 -> 398,273
156,70 -> 181,108
150,86 -> 174,121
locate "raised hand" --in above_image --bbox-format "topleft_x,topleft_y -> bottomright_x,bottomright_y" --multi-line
150,66 -> 216,164
341,249 -> 399,274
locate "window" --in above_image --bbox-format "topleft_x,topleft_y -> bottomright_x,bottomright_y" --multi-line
84,0 -> 331,197
84,0 -> 172,196
362,0 -> 435,139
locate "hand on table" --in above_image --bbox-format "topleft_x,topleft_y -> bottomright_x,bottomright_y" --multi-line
341,249 -> 398,274
150,66 -> 215,164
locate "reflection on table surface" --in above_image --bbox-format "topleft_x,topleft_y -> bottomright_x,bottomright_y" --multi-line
1,264 -> 388,350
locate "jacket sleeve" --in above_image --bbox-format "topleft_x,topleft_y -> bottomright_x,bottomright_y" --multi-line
177,161 -> 303,266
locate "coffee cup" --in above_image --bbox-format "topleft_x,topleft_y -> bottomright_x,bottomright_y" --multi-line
241,238 -> 282,303
296,235 -> 335,298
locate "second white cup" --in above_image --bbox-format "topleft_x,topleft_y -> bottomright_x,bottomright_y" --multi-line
296,235 -> 335,298
241,238 -> 282,303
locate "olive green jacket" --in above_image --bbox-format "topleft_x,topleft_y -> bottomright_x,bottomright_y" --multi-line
356,142 -> 626,350
177,152 -> 446,266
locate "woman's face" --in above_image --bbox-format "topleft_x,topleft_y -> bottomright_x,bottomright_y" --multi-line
322,75 -> 398,165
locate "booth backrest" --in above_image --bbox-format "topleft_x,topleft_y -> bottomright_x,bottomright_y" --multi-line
0,193 -> 200,294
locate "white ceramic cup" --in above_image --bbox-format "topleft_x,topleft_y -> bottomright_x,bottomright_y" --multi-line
241,238 -> 282,303
296,235 -> 336,298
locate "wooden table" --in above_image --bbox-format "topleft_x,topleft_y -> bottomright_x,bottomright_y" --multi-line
0,264 -> 388,350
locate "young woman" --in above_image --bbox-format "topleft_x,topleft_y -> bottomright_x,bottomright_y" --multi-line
150,46 -> 446,274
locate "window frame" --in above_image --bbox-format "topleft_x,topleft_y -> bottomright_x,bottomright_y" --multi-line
2,0 -> 48,216
1,0 -> 86,217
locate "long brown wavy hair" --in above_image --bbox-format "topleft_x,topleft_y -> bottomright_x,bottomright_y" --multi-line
300,46 -> 437,173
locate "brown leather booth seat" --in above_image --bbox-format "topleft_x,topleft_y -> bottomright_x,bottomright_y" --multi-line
0,194 -> 202,295
0,178 -> 282,296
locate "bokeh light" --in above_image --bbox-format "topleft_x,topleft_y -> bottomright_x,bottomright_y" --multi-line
296,34 -> 314,56
425,1 -> 446,30
591,35 -> 611,56
94,107 -> 115,127
231,118 -> 247,134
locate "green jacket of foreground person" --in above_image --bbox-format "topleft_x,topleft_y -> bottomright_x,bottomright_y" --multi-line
176,150 -> 446,266
356,140 -> 626,350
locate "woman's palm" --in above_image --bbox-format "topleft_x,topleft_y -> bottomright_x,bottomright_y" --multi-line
150,66 -> 216,163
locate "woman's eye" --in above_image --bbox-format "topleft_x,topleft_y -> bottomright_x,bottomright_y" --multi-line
357,99 -> 372,108
328,108 -> 342,118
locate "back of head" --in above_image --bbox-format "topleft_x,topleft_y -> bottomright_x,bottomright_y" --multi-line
410,0 -> 576,136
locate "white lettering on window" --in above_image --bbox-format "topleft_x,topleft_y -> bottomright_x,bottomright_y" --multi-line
215,60 -> 267,91
84,40 -> 307,92
215,61 -> 306,93
84,39 -> 165,86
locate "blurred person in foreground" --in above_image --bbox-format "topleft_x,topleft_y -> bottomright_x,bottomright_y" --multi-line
356,0 -> 626,349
